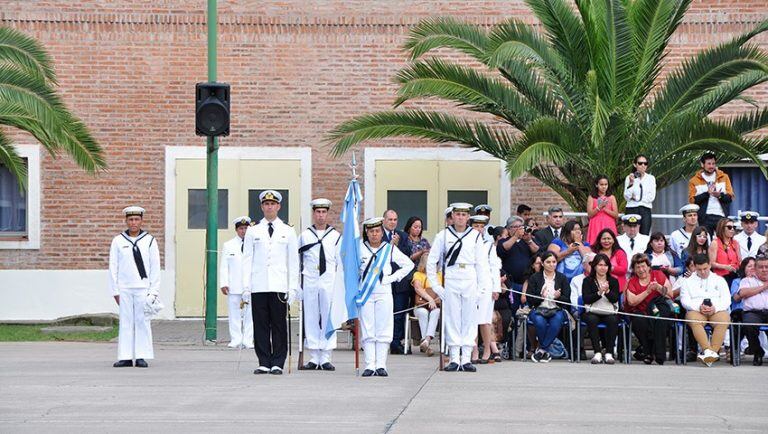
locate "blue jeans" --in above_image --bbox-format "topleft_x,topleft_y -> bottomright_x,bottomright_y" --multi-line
530,309 -> 566,352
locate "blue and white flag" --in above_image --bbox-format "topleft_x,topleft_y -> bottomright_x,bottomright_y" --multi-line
356,243 -> 391,306
324,179 -> 362,338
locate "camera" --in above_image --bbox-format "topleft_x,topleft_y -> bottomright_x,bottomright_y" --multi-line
702,298 -> 712,307
633,171 -> 641,178
524,226 -> 533,234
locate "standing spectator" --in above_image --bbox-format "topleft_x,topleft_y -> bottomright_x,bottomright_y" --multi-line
517,204 -> 532,220
382,209 -> 411,355
548,221 -> 593,282
624,155 -> 656,235
581,254 -> 621,364
592,228 -> 629,292
709,218 -> 741,286
688,152 -> 735,234
734,212 -> 765,259
526,252 -> 571,363
646,232 -> 684,284
617,215 -> 650,261
737,256 -> 768,365
626,254 -> 675,365
400,216 -> 431,264
681,226 -> 710,263
670,204 -> 702,257
497,216 -> 539,303
679,254 -> 732,367
535,206 -> 565,251
586,175 -> 619,245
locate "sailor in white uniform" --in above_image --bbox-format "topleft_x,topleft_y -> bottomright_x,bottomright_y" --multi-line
734,211 -> 765,259
220,216 -> 254,349
669,204 -> 702,257
470,214 -> 502,363
298,198 -> 342,371
242,190 -> 300,375
617,214 -> 650,261
357,217 -> 414,377
109,206 -> 161,368
474,204 -> 494,239
427,203 -> 491,372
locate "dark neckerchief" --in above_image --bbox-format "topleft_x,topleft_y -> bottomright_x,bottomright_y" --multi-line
121,230 -> 150,279
445,226 -> 473,267
298,225 -> 336,275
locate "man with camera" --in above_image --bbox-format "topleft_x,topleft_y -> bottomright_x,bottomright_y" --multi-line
497,216 -> 538,316
679,254 -> 731,367
623,155 -> 656,235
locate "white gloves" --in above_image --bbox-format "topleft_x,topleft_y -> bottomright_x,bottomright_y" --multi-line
144,293 -> 164,316
287,289 -> 302,306
241,292 -> 251,303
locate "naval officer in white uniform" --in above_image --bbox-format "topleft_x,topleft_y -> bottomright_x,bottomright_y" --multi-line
220,216 -> 254,349
109,206 -> 161,368
298,198 -> 342,371
427,203 -> 491,372
242,190 -> 300,375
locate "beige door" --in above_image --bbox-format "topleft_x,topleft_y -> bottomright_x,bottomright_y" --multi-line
374,159 -> 502,240
175,159 -> 302,317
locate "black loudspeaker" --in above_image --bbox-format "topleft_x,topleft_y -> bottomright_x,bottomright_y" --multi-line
195,82 -> 230,137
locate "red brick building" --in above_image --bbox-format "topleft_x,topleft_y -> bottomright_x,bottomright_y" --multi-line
0,1 -> 765,320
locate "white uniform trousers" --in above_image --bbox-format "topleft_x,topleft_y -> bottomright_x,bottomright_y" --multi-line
227,293 -> 254,348
476,291 -> 494,325
443,283 -> 478,365
303,276 -> 337,364
117,287 -> 154,360
414,307 -> 440,339
360,291 -> 394,370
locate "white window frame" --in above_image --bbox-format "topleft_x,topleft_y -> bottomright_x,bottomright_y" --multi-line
0,144 -> 41,250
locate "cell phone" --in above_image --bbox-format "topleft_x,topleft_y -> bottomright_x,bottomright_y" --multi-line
702,298 -> 712,307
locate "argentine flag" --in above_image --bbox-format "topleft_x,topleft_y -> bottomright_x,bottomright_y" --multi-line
324,179 -> 362,338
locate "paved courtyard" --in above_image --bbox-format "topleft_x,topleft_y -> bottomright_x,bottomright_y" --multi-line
1,321 -> 767,433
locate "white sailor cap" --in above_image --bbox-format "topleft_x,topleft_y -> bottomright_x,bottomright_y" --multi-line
362,217 -> 384,229
444,206 -> 454,217
123,206 -> 145,217
310,198 -> 332,210
679,204 -> 700,215
740,211 -> 760,222
469,214 -> 490,224
259,190 -> 282,204
232,216 -> 251,228
450,202 -> 473,213
622,214 -> 642,225
474,204 -> 492,213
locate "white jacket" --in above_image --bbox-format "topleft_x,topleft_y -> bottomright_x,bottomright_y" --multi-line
358,241 -> 414,295
242,218 -> 300,294
219,236 -> 245,294
426,226 -> 491,297
623,173 -> 656,209
108,231 -> 161,296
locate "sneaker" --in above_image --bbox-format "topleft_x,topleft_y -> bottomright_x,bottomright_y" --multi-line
604,353 -> 615,365
419,339 -> 429,353
591,353 -> 603,364
696,352 -> 709,367
541,351 -> 552,363
703,349 -> 719,365
531,350 -> 544,363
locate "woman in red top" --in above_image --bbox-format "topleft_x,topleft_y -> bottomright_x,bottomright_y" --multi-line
625,254 -> 674,365
709,218 -> 741,286
591,228 -> 628,291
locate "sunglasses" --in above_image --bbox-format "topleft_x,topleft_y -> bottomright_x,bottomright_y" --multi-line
725,225 -> 735,230
635,161 -> 648,166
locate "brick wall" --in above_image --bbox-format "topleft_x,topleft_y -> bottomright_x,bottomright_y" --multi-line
0,1 -> 765,269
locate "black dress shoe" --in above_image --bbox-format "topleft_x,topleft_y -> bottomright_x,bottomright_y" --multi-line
375,368 -> 388,377
444,362 -> 459,372
134,359 -> 148,368
390,346 -> 404,355
301,362 -> 319,370
113,360 -> 133,368
253,367 -> 270,375
321,362 -> 336,371
754,356 -> 764,366
461,363 -> 477,372
270,367 -> 283,375
361,369 -> 375,377
655,357 -> 665,366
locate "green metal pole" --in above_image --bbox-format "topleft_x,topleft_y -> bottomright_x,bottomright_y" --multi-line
204,0 -> 219,342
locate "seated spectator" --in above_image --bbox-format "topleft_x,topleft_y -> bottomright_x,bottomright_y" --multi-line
626,254 -> 675,365
736,256 -> 768,365
570,252 -> 596,361
729,257 -> 756,360
520,254 -> 543,358
548,220 -> 592,282
526,251 -> 571,363
581,254 -> 621,364
646,231 -> 684,284
679,254 -> 732,367
592,228 -> 629,291
586,175 -> 619,245
709,218 -> 741,286
681,225 -> 710,263
411,254 -> 440,357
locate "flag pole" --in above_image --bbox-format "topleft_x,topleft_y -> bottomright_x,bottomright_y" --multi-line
350,151 -> 361,376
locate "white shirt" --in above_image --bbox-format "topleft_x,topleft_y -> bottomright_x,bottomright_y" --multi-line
734,231 -> 766,259
740,276 -> 768,312
617,233 -> 650,262
485,238 -> 502,294
623,173 -> 656,209
699,171 -> 724,216
108,230 -> 161,296
242,217 -> 300,294
427,225 -> 491,296
679,272 -> 731,313
358,241 -> 414,294
570,273 -> 587,307
219,236 -> 245,294
298,226 -> 342,279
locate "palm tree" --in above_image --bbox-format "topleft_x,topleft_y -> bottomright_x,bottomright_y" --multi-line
0,26 -> 105,189
327,0 -> 768,211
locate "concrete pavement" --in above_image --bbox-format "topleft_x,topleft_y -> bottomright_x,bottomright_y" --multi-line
2,338 -> 767,433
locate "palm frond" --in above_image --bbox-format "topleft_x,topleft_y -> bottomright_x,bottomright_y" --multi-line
684,70 -> 768,117
726,106 -> 768,135
0,27 -> 57,84
0,130 -> 27,189
402,17 -> 488,62
587,0 -> 634,105
524,0 -> 590,80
